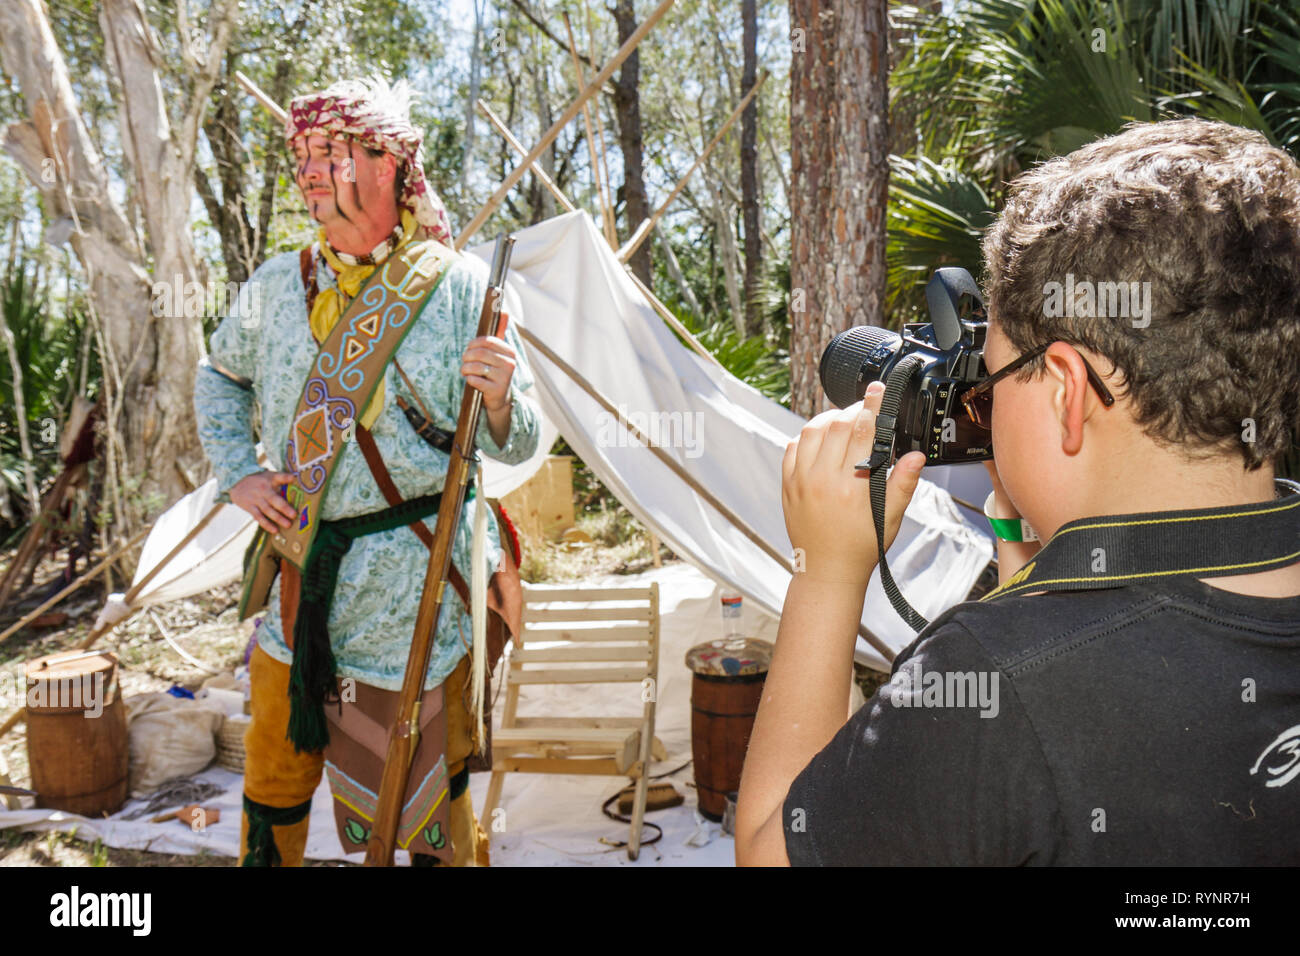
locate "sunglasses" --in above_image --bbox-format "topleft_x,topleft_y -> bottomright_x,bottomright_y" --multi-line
959,343 -> 1115,430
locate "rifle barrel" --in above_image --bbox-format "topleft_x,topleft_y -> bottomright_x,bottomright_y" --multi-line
363,234 -> 514,866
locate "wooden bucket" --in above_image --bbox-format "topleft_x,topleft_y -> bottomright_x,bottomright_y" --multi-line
25,650 -> 128,817
686,638 -> 772,822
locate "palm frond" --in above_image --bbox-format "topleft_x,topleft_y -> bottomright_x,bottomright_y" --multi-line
887,155 -> 995,325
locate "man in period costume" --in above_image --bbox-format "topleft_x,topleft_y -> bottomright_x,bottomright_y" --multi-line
193,76 -> 540,866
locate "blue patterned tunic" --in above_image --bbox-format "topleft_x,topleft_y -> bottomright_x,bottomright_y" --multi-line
193,243 -> 540,690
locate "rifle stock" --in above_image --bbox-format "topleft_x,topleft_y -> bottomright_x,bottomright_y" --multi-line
364,234 -> 515,866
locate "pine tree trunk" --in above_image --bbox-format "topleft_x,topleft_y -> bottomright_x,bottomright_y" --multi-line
611,0 -> 653,288
788,0 -> 889,418
741,0 -> 764,337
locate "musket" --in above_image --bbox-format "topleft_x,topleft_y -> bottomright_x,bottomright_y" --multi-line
363,234 -> 515,866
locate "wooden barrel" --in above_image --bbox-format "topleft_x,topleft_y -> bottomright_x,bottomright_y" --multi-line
686,638 -> 772,822
25,650 -> 128,817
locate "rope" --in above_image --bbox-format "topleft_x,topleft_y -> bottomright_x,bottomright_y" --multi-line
594,758 -> 694,850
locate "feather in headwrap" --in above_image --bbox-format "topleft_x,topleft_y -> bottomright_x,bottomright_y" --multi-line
285,76 -> 453,245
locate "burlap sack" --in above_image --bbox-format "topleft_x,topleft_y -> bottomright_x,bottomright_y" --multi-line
124,693 -> 225,798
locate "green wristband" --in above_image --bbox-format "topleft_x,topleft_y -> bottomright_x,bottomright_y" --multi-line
983,491 -> 1038,543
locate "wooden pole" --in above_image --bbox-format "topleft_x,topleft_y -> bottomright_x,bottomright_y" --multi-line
585,3 -> 619,248
514,325 -> 894,662
454,0 -> 676,250
563,11 -> 618,248
0,526 -> 150,646
618,70 -> 768,264
234,70 -> 287,125
476,101 -> 576,213
0,464 -> 85,611
479,110 -> 725,374
68,504 -> 229,653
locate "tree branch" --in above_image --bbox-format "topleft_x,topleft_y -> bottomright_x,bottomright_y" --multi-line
508,0 -> 595,70
179,0 -> 241,172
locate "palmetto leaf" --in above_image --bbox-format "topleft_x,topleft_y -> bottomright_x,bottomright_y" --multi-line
1250,7 -> 1300,151
887,155 -> 995,325
1158,53 -> 1275,142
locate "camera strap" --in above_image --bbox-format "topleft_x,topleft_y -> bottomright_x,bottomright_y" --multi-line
980,478 -> 1300,602
863,354 -> 931,632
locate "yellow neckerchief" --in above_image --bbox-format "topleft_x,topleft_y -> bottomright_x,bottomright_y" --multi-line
310,209 -> 419,429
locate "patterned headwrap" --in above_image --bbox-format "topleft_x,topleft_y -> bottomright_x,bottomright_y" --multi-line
285,76 -> 453,246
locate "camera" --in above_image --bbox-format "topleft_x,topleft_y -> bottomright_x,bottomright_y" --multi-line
818,267 -> 993,466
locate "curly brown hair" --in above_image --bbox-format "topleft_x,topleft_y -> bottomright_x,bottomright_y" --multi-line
981,118 -> 1300,470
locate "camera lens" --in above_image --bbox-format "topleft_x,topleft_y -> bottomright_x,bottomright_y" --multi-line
819,325 -> 900,409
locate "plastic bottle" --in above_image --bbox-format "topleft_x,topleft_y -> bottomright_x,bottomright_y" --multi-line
720,590 -> 744,642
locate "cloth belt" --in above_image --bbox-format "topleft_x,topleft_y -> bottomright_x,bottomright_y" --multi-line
287,490 -> 446,752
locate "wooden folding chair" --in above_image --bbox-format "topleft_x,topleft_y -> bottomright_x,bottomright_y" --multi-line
482,582 -> 663,859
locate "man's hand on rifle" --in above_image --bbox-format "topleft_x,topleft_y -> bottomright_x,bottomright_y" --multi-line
461,322 -> 516,447
232,471 -> 298,533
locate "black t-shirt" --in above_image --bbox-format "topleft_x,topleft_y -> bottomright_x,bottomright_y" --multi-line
782,575 -> 1300,865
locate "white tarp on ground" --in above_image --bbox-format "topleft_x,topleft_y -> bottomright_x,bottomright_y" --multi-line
0,565 -> 765,866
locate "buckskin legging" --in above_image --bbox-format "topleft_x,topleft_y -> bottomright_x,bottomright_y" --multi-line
239,644 -> 486,867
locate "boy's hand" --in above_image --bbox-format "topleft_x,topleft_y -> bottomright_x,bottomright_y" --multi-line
781,381 -> 926,590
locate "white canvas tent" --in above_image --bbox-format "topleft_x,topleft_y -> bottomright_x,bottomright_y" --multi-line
479,210 -> 993,667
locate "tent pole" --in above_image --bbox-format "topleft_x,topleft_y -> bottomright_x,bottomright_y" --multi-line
476,101 -> 576,213
480,112 -> 726,374
454,0 -> 676,250
123,504 -> 223,606
584,2 -> 619,250
67,503 -> 228,654
562,12 -> 618,248
617,70 -> 768,264
0,707 -> 21,745
234,70 -> 287,124
0,525 -> 150,647
515,326 -> 894,662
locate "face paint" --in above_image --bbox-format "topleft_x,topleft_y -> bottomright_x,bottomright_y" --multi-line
328,153 -> 352,224
346,142 -> 363,213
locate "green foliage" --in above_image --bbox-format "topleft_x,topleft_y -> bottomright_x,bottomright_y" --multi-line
888,0 -> 1300,320
0,266 -> 96,523
675,307 -> 790,407
887,156 -> 995,322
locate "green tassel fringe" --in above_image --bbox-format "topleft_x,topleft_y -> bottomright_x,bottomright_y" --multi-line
241,795 -> 312,867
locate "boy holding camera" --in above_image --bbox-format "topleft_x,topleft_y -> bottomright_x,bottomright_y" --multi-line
736,118 -> 1300,866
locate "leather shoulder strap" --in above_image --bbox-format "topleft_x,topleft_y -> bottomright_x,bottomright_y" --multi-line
299,246 -> 319,316
354,425 -> 471,608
